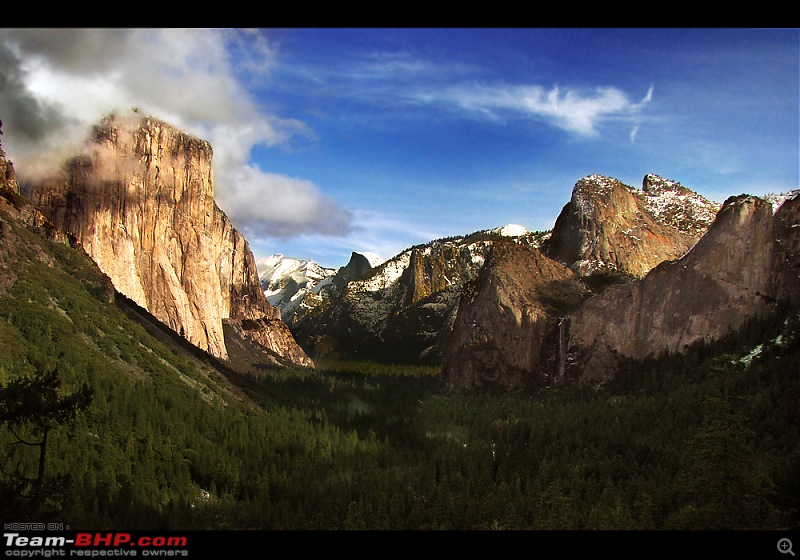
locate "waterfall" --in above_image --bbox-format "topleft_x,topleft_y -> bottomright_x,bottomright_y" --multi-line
558,317 -> 568,378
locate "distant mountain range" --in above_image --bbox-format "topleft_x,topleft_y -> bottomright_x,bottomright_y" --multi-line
264,172 -> 734,370
265,223 -> 555,364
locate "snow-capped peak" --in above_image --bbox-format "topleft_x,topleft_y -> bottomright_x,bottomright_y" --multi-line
490,224 -> 529,237
355,251 -> 385,268
256,254 -> 335,285
256,254 -> 337,308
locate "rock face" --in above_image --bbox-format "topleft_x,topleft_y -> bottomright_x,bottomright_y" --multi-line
561,193 -> 800,383
288,169 -> 722,374
26,112 -> 312,367
333,252 -> 376,288
0,135 -> 19,195
443,189 -> 799,391
441,240 -> 580,391
442,169 -> 799,391
291,227 -> 548,364
544,174 -> 719,277
1,131 -> 71,248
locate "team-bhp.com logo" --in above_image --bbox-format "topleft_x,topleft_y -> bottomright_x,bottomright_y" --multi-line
4,532 -> 189,557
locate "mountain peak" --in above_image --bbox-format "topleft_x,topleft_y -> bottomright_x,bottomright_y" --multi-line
573,174 -> 634,200
490,224 -> 530,237
355,251 -> 385,268
638,174 -> 720,235
546,174 -> 719,277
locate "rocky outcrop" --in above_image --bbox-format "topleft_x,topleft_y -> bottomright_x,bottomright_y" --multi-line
560,193 -> 800,383
291,228 -> 546,364
441,241 -> 580,391
1,132 -> 72,248
544,174 -> 719,277
333,252 -> 375,288
1,142 -> 25,294
442,177 -> 798,392
1,141 -> 111,301
26,112 -> 312,367
1,133 -> 19,196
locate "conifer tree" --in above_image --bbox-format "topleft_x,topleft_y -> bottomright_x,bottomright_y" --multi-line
0,366 -> 93,513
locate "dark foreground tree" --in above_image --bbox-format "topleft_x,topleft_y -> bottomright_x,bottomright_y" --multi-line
667,389 -> 782,529
0,367 -> 93,514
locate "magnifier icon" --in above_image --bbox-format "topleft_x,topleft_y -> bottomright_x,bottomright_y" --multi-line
779,538 -> 795,556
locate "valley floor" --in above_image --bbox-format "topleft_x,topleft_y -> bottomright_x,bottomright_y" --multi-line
3,302 -> 797,530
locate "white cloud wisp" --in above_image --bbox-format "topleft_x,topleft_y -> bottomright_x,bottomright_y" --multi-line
425,82 -> 655,137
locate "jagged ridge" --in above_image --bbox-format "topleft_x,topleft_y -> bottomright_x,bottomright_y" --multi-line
289,225 -> 547,364
544,174 -> 720,277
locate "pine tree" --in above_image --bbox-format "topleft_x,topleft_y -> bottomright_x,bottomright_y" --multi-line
668,390 -> 781,529
0,366 -> 93,515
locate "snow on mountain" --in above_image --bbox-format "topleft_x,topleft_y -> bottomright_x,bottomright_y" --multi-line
289,229 -> 509,362
639,174 -> 720,236
358,252 -> 385,268
360,251 -> 411,293
257,254 -> 336,310
271,224 -> 544,324
764,189 -> 800,214
490,224 -> 530,237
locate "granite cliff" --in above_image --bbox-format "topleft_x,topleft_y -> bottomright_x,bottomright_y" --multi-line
441,240 -> 579,391
544,174 -> 719,277
444,182 -> 799,391
283,174 -> 720,370
560,192 -> 800,384
25,112 -> 312,368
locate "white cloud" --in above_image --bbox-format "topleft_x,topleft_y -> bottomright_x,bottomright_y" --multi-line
422,82 -> 653,136
0,28 -> 351,239
217,166 -> 353,239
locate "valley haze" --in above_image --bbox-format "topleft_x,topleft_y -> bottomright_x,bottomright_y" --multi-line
1,28 -> 797,269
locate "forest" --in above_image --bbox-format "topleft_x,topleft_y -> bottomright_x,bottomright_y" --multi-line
0,214 -> 798,530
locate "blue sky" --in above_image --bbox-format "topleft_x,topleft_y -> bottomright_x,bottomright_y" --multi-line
1,28 -> 798,268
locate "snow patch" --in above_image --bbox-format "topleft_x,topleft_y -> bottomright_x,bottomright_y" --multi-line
763,189 -> 800,214
640,185 -> 719,234
356,251 -> 385,268
359,251 -> 411,293
257,254 -> 337,311
490,224 -> 529,237
738,344 -> 763,367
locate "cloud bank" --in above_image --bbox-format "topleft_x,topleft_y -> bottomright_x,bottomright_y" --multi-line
219,166 -> 354,239
0,28 -> 353,239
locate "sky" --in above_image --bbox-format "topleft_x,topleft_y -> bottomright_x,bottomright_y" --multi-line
1,28 -> 798,269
